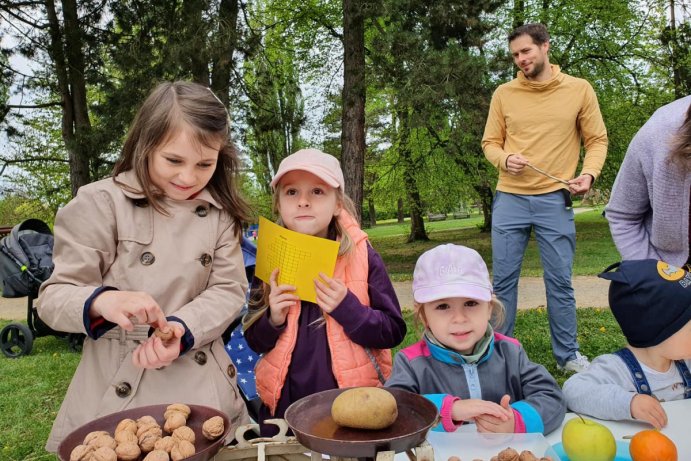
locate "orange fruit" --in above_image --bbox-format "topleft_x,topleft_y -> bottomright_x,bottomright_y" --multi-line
629,429 -> 677,461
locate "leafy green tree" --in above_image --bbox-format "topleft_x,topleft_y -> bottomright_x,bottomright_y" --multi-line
369,0 -> 503,240
241,5 -> 306,193
0,105 -> 71,218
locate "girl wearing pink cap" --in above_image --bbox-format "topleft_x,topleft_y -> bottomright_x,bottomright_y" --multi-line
386,244 -> 565,435
243,148 -> 407,435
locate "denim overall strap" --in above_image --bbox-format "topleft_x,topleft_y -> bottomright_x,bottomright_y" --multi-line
673,360 -> 691,399
614,348 -> 652,395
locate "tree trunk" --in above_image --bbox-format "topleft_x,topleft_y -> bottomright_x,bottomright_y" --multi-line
396,109 -> 428,242
182,0 -> 210,86
341,0 -> 366,221
512,0 -> 524,29
46,0 -> 92,197
368,198 -> 376,227
210,0 -> 239,105
474,183 -> 494,233
669,0 -> 684,98
540,0 -> 550,25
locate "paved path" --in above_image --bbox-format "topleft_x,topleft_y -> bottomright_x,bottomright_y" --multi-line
0,296 -> 29,321
0,275 -> 609,321
392,275 -> 609,311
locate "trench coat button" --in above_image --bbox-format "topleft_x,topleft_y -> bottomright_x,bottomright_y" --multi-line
133,198 -> 149,208
115,382 -> 132,397
195,206 -> 208,217
227,364 -> 236,378
194,351 -> 207,365
140,252 -> 155,265
200,253 -> 212,267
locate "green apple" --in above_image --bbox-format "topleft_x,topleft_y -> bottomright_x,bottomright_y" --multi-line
562,414 -> 616,461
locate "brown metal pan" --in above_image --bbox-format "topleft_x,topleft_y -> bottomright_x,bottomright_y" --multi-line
284,387 -> 439,458
57,403 -> 231,461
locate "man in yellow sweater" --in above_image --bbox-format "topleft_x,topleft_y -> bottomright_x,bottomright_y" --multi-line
482,23 -> 607,373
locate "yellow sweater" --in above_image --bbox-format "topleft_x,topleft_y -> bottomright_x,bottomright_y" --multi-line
482,65 -> 608,194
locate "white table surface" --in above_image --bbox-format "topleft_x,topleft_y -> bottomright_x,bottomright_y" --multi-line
396,399 -> 690,460
545,399 -> 690,455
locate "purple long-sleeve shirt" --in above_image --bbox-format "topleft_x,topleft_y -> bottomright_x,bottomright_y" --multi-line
244,245 -> 406,434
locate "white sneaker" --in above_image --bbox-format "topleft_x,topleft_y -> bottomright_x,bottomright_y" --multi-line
558,352 -> 591,373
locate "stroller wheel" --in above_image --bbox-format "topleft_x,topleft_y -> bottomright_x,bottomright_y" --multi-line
0,323 -> 34,358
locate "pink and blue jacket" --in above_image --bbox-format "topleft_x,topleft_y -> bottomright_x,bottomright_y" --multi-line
385,332 -> 565,435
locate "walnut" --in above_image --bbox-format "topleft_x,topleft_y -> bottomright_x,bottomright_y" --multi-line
164,412 -> 187,433
91,446 -> 117,461
170,440 -> 195,461
154,327 -> 174,341
164,404 -> 191,420
115,442 -> 141,461
497,447 -> 520,461
114,430 -> 138,445
154,436 -> 176,453
70,444 -> 94,461
137,415 -> 158,427
201,415 -> 224,440
115,418 -> 137,435
83,431 -> 110,445
447,457 -> 461,461
137,422 -> 162,438
171,426 -> 195,444
519,450 -> 538,461
138,425 -> 163,453
89,434 -> 117,450
143,449 -> 170,461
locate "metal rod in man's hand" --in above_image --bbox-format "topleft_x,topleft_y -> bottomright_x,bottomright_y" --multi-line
525,163 -> 570,185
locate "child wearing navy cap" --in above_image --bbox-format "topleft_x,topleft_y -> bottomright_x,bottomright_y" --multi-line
563,259 -> 691,429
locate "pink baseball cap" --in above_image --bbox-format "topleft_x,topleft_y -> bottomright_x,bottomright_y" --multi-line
412,244 -> 493,303
270,148 -> 345,190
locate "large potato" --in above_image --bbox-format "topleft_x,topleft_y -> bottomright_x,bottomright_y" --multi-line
331,387 -> 398,430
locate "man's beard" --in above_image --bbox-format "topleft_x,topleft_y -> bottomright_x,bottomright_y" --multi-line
526,60 -> 545,79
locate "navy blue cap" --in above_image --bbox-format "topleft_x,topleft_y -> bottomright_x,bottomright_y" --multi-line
598,259 -> 691,348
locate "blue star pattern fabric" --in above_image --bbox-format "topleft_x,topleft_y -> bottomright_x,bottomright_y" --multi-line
225,325 -> 260,400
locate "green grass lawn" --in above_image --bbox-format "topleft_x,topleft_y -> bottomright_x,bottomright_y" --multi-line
369,208 -> 617,281
0,307 -> 626,461
0,332 -> 79,461
365,212 -> 486,240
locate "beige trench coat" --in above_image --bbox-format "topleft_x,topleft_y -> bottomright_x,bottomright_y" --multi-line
37,171 -> 249,452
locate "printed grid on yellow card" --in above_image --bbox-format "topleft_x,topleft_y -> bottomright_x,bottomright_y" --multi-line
255,216 -> 340,303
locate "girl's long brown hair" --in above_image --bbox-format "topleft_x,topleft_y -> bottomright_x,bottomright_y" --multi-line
243,188 -> 359,329
113,81 -> 251,237
669,101 -> 691,171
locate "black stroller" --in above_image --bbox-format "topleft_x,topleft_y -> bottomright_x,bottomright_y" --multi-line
0,219 -> 84,358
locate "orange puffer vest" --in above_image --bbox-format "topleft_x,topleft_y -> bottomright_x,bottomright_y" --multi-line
254,210 -> 393,415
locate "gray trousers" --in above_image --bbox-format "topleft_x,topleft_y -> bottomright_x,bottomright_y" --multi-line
491,190 -> 579,366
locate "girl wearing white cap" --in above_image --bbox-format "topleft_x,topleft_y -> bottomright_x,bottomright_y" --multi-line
386,244 -> 565,435
243,148 -> 406,435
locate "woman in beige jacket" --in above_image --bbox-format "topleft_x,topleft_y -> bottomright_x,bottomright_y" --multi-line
37,82 -> 252,452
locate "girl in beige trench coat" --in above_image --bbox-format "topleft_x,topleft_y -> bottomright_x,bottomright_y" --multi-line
37,82 -> 252,452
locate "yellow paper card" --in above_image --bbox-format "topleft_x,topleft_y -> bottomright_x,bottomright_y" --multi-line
255,216 -> 340,303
